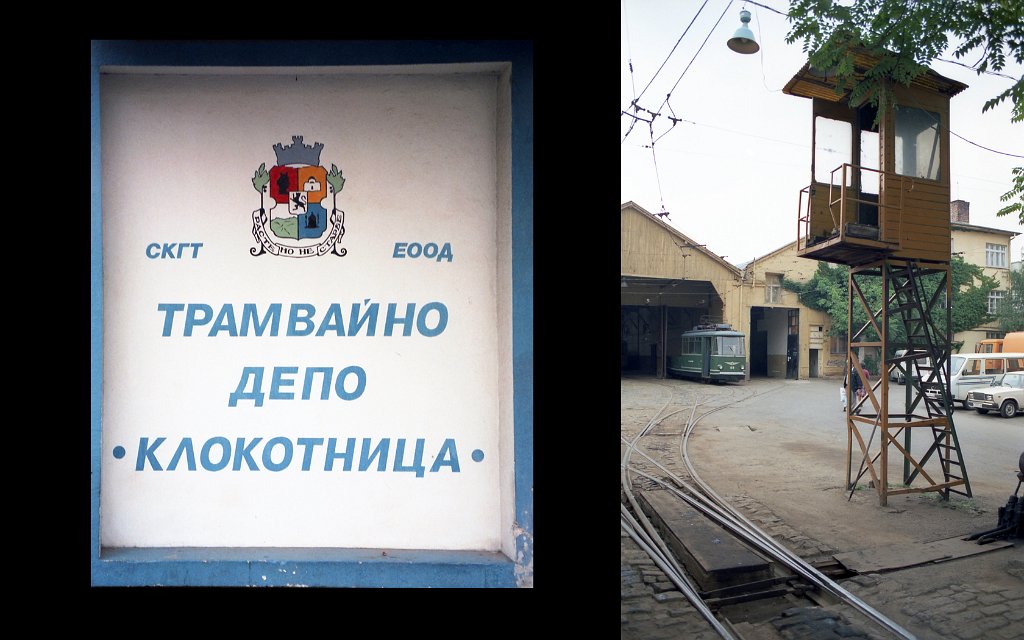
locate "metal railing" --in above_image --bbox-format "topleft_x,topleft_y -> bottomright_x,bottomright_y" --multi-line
797,164 -> 909,252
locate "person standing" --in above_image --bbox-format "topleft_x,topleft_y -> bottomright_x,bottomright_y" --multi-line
860,365 -> 871,405
849,364 -> 864,414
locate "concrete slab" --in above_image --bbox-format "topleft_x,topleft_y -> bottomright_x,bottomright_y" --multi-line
636,489 -> 772,592
833,536 -> 1015,573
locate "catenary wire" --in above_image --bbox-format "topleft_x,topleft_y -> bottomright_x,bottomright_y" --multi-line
631,0 -> 712,108
904,89 -> 1024,159
935,56 -> 1020,81
655,0 -> 735,118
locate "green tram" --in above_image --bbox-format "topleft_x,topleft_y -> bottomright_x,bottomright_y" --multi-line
667,323 -> 746,383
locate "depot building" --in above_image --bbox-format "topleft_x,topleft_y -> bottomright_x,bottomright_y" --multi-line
620,201 -> 841,380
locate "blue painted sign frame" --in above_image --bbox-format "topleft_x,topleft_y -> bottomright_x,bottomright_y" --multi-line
90,40 -> 533,588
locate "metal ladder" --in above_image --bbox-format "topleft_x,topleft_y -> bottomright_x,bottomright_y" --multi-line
886,261 -> 971,499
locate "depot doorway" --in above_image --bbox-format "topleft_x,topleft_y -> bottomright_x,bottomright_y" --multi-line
750,306 -> 799,379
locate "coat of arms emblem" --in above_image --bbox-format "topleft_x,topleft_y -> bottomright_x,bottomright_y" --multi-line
250,136 -> 347,258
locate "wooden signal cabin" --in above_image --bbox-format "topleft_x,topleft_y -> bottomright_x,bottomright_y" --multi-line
784,52 -> 968,267
785,52 -> 974,505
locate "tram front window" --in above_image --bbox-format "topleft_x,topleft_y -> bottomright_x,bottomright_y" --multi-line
718,337 -> 744,356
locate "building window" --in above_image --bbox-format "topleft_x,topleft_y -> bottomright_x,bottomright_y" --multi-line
830,334 -> 847,355
986,331 -> 1005,340
766,273 -> 782,304
985,243 -> 1007,268
810,324 -> 824,348
988,290 -> 1005,314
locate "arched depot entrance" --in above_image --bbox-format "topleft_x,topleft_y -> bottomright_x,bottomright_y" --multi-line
620,277 -> 721,377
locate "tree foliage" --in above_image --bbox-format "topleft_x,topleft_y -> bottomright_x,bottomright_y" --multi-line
783,256 -> 998,354
785,0 -> 1024,222
997,166 -> 1024,223
996,267 -> 1024,332
948,255 -> 1000,334
783,262 -> 850,332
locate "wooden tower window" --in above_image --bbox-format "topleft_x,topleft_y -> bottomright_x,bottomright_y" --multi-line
857,103 -> 880,227
894,107 -> 941,181
814,116 -> 852,185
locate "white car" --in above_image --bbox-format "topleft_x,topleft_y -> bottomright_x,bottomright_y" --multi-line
965,372 -> 1024,418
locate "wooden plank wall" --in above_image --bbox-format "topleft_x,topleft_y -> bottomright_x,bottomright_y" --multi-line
887,179 -> 951,262
807,184 -> 835,240
620,208 -> 736,282
621,205 -> 753,369
883,84 -> 952,264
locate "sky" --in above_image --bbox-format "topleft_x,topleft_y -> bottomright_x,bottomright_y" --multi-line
621,0 -> 1024,268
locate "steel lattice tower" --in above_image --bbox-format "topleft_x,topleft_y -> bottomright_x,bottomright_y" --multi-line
845,259 -> 970,505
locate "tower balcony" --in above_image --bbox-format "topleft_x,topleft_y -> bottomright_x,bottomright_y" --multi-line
796,164 -> 911,267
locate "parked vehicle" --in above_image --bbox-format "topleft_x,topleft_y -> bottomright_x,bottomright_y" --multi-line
924,352 -> 1024,407
975,338 -> 1003,353
889,349 -> 932,385
975,332 -> 1024,354
966,371 -> 1024,418
1004,332 -> 1024,353
667,322 -> 746,383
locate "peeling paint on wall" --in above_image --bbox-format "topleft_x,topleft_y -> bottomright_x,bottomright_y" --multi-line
512,522 -> 533,588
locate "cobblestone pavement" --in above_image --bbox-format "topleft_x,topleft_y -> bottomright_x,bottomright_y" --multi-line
622,490 -> 1024,640
842,570 -> 1024,640
621,526 -> 725,640
620,375 -> 1024,640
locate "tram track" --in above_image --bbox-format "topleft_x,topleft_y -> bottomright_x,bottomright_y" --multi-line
621,381 -> 917,640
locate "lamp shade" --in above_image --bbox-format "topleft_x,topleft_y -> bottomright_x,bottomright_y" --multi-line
727,9 -> 759,54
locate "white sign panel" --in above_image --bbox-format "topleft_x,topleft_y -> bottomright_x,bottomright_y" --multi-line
101,70 -> 502,550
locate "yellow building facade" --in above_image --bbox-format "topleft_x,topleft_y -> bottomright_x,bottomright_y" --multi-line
949,200 -> 1020,352
621,200 -> 1019,381
621,202 -> 836,380
621,202 -> 753,378
742,243 -> 845,379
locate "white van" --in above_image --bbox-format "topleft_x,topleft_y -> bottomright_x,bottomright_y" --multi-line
924,352 -> 1024,407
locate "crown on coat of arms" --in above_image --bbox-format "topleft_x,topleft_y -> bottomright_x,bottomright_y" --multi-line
273,135 -> 324,166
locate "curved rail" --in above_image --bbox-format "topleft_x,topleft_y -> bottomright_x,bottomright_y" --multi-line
620,506 -> 737,639
621,399 -> 737,639
681,396 -> 916,639
621,383 -> 917,640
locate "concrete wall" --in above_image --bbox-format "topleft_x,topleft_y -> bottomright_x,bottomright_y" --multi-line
746,245 -> 821,286
761,310 -> 788,378
765,311 -> 788,355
